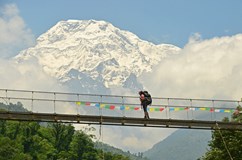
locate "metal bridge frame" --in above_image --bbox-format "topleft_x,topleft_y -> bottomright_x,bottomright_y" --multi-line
1,89 -> 242,130
1,111 -> 242,130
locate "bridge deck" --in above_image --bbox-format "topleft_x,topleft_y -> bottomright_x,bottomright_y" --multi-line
0,111 -> 242,130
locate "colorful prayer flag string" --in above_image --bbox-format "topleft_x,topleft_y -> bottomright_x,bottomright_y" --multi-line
75,101 -> 235,113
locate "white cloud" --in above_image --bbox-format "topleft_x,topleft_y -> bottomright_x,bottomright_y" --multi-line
0,58 -> 65,91
0,3 -> 69,108
100,126 -> 175,153
0,4 -> 70,113
1,59 -> 78,117
0,3 -> 35,58
140,33 -> 242,101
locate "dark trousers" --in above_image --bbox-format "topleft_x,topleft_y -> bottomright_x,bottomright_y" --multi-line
141,101 -> 150,112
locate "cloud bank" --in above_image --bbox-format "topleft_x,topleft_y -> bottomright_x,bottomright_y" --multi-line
0,3 -> 35,58
140,33 -> 242,101
0,3 -> 67,92
0,4 -> 69,112
101,126 -> 175,153
0,58 -> 66,91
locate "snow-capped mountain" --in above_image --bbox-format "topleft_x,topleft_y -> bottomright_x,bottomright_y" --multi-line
15,19 -> 180,92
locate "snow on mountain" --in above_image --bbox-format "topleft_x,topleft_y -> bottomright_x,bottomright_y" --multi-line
15,19 -> 180,91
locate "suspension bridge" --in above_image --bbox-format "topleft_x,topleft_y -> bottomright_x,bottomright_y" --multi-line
0,89 -> 242,130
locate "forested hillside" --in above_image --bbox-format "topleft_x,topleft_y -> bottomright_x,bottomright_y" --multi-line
0,102 -> 28,112
95,142 -> 148,160
0,102 -> 133,160
0,120 -> 134,160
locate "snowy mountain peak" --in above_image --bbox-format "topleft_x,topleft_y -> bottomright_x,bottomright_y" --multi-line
15,19 -> 180,90
36,19 -> 139,50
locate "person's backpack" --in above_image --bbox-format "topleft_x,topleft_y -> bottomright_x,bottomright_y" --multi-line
143,91 -> 152,105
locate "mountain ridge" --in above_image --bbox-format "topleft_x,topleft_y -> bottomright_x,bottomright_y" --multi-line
15,19 -> 180,92
144,129 -> 211,160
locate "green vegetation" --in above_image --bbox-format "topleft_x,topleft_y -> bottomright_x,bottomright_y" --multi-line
200,105 -> 242,160
95,142 -> 148,160
0,120 -> 132,160
0,102 -> 28,112
0,102 -> 131,160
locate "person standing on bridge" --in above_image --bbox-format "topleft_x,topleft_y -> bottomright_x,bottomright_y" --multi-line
139,91 -> 152,119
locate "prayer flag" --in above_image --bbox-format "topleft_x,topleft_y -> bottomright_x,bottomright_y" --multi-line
149,108 -> 155,112
120,106 -> 125,110
105,105 -> 110,109
90,103 -> 97,107
110,105 -> 115,110
224,109 -> 231,113
174,108 -> 181,111
134,107 -> 140,111
210,108 -> 214,112
100,104 -> 105,108
130,107 -> 135,110
154,108 -> 160,111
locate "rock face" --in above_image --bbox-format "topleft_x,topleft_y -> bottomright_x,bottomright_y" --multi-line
15,19 -> 180,93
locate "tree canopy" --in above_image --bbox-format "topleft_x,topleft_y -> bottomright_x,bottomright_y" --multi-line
0,120 -> 131,160
200,105 -> 242,160
0,102 -> 131,160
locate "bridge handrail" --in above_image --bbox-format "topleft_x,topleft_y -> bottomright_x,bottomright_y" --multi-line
0,95 -> 238,110
0,88 -> 241,103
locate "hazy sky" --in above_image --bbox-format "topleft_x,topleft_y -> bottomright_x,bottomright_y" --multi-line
1,0 -> 242,47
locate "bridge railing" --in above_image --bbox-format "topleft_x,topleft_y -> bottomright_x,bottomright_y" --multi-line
0,89 -> 241,121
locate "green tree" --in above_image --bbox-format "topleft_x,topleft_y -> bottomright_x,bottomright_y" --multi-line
69,130 -> 98,160
5,121 -> 21,140
0,101 -> 132,160
201,106 -> 242,160
48,123 -> 75,152
30,135 -> 56,160
20,122 -> 41,154
0,136 -> 31,160
0,120 -> 6,136
38,123 -> 75,159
